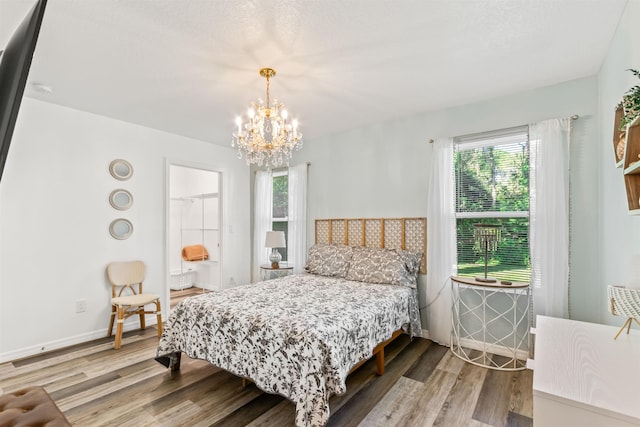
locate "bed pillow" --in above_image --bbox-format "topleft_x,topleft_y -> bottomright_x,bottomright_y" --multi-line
397,249 -> 423,279
345,246 -> 422,288
304,244 -> 354,278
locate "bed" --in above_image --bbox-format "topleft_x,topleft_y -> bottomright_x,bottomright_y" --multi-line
156,217 -> 426,427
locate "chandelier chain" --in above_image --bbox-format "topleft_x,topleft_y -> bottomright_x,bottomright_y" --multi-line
265,74 -> 270,107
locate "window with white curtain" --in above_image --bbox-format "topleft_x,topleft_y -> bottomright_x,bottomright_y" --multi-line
272,170 -> 288,261
454,126 -> 531,283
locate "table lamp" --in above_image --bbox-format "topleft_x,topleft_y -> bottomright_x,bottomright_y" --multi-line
265,231 -> 286,268
473,223 -> 500,283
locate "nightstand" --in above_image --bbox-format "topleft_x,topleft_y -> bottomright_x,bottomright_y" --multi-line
260,263 -> 294,281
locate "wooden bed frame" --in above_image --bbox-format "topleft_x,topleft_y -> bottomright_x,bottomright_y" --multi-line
349,329 -> 403,376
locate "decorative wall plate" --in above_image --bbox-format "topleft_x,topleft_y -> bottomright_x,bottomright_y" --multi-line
109,159 -> 133,181
109,218 -> 133,240
109,189 -> 133,210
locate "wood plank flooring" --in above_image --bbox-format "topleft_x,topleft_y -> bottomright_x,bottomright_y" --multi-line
0,294 -> 533,426
170,286 -> 210,309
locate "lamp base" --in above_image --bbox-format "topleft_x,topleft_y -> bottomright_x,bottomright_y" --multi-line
475,276 -> 497,283
269,248 -> 282,269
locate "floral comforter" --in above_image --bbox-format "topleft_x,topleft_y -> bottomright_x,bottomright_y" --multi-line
155,273 -> 422,427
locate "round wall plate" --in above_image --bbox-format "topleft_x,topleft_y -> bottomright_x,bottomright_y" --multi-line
109,189 -> 133,210
109,218 -> 133,240
109,159 -> 133,181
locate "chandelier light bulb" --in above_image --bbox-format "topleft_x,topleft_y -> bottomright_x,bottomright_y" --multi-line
281,109 -> 288,120
248,108 -> 255,119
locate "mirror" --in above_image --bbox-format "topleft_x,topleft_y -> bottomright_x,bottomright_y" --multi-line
109,218 -> 133,240
109,189 -> 133,210
109,159 -> 133,181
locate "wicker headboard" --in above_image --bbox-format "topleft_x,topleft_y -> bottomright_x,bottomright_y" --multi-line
314,217 -> 427,274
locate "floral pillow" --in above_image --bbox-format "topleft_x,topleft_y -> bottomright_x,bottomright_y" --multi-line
397,249 -> 423,278
345,246 -> 422,288
304,244 -> 354,278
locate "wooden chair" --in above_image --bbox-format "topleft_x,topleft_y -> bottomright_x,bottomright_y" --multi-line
107,261 -> 162,349
608,285 -> 640,339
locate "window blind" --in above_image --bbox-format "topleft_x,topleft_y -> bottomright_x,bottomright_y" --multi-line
454,126 -> 531,282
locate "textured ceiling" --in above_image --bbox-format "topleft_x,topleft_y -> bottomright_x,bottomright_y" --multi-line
0,0 -> 628,146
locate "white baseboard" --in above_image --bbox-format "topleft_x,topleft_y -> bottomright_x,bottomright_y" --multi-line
0,318 -> 158,364
457,337 -> 529,361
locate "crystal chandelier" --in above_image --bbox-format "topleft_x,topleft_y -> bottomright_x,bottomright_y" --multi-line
232,68 -> 303,168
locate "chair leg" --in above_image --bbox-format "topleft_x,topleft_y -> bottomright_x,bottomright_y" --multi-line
139,308 -> 146,330
614,318 -> 633,340
115,306 -> 125,349
627,317 -> 633,335
107,305 -> 116,337
155,300 -> 163,338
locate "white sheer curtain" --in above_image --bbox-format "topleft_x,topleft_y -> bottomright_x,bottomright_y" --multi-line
426,138 -> 457,345
253,169 -> 273,282
288,163 -> 308,273
529,118 -> 570,319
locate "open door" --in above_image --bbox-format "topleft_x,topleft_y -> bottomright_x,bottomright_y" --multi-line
168,164 -> 221,307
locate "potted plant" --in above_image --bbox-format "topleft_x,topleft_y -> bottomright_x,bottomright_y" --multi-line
620,69 -> 640,129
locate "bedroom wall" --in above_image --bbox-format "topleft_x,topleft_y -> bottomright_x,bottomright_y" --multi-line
0,98 -> 251,362
291,76 -> 600,329
598,0 -> 640,326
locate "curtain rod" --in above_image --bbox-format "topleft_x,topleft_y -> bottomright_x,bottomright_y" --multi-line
428,115 -> 580,143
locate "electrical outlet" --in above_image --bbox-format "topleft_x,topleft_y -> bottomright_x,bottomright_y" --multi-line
75,299 -> 87,313
229,277 -> 236,286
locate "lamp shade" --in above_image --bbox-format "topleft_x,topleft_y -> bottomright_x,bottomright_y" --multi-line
265,230 -> 286,248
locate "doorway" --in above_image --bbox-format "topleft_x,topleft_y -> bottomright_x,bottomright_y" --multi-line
168,164 -> 221,307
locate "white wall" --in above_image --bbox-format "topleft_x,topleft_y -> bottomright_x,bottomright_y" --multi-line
0,98 -> 250,362
291,76 -> 600,328
599,1 -> 640,326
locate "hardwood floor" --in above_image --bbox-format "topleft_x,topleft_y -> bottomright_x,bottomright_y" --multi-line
0,310 -> 533,426
170,286 -> 210,309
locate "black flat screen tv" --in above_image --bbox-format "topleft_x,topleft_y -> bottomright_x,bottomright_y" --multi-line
0,0 -> 47,183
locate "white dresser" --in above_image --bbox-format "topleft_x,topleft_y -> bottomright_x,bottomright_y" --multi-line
532,315 -> 640,426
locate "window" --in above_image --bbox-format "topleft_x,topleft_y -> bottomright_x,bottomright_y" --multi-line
454,126 -> 531,282
272,170 -> 288,261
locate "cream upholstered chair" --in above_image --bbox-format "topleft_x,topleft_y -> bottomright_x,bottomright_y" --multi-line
107,261 -> 162,349
608,285 -> 640,339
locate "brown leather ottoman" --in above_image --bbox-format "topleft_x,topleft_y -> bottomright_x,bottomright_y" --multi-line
0,386 -> 70,427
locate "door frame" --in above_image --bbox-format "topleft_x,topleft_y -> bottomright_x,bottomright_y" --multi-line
164,158 -> 223,310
